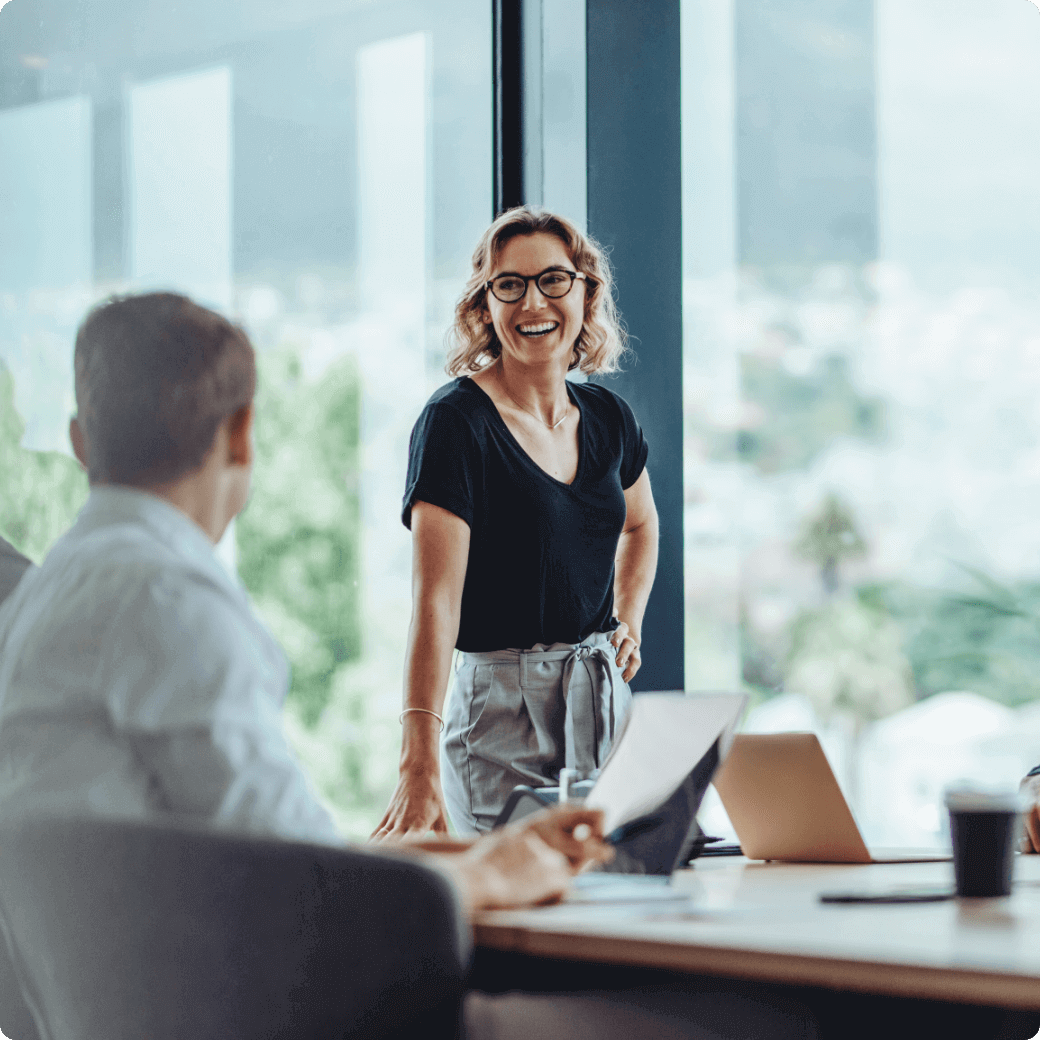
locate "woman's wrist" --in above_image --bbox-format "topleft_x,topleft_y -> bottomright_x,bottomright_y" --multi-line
399,733 -> 442,774
399,700 -> 444,773
612,614 -> 641,644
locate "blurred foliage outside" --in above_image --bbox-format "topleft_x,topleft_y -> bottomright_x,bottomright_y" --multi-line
863,570 -> 1040,709
237,346 -> 362,728
733,354 -> 885,475
795,495 -> 866,598
785,599 -> 914,723
0,363 -> 87,559
235,345 -> 392,834
742,506 -> 1040,717
726,310 -> 1040,720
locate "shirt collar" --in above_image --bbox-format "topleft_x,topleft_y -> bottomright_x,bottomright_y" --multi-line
75,486 -> 239,594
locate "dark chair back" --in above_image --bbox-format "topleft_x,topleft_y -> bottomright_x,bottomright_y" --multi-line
0,815 -> 470,1040
0,924 -> 39,1040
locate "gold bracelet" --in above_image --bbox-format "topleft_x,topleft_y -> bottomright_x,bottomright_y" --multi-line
399,707 -> 445,732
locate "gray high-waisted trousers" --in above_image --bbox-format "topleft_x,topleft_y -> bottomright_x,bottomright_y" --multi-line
442,630 -> 632,834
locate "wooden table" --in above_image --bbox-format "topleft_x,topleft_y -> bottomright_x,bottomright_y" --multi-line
474,856 -> 1040,1010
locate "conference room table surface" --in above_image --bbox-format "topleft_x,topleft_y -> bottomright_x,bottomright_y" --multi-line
473,854 -> 1040,1010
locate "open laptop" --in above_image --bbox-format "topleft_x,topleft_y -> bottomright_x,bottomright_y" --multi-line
712,732 -> 951,864
496,692 -> 748,876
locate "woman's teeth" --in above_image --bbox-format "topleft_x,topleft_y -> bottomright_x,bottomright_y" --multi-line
517,322 -> 559,337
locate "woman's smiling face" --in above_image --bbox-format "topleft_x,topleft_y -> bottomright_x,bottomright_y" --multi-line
483,232 -> 586,367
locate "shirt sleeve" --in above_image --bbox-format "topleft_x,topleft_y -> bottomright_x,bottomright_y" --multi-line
402,401 -> 479,529
103,574 -> 342,846
613,392 -> 649,490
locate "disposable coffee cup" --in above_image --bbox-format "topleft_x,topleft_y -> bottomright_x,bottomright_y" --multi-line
944,788 -> 1023,898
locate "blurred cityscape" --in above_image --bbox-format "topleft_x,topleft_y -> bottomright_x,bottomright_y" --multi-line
683,0 -> 1040,846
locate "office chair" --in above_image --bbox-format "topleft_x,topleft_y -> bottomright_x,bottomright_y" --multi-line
0,925 -> 39,1040
0,815 -> 471,1040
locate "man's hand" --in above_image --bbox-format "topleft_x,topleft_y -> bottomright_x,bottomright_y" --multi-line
1020,774 -> 1040,852
518,805 -> 614,871
448,806 -> 614,911
371,766 -> 450,842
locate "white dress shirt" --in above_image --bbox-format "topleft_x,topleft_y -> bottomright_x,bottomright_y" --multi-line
0,487 -> 340,844
0,535 -> 32,606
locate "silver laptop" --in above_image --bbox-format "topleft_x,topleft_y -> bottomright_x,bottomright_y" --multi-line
712,732 -> 951,864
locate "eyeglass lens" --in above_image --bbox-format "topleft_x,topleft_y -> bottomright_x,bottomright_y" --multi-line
490,270 -> 576,302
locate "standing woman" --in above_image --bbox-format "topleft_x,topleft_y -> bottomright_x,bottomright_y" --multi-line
373,207 -> 659,837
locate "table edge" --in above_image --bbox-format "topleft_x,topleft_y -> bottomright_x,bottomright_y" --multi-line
473,924 -> 1040,1010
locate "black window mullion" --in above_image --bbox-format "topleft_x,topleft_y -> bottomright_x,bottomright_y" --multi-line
493,0 -> 524,216
587,0 -> 684,692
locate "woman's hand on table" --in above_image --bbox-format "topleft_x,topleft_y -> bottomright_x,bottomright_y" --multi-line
610,621 -> 641,683
371,766 -> 450,843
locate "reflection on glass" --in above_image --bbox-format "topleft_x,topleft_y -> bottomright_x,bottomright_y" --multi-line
683,0 -> 1040,848
128,67 -> 233,310
0,0 -> 491,837
530,0 -> 587,230
0,94 -> 92,452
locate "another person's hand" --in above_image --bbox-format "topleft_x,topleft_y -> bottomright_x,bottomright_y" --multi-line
1020,773 -> 1040,852
456,827 -> 573,909
371,766 -> 450,843
610,621 -> 641,683
518,805 -> 614,871
453,806 -> 611,910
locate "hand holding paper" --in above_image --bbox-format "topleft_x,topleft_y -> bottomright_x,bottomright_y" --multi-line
584,692 -> 747,834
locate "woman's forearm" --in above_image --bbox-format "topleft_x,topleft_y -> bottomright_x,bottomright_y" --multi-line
399,592 -> 460,773
613,515 -> 659,642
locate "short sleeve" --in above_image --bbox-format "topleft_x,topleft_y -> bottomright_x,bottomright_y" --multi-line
402,401 -> 480,529
614,393 -> 649,490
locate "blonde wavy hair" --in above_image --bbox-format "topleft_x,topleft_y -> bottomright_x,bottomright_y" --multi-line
446,207 -> 628,376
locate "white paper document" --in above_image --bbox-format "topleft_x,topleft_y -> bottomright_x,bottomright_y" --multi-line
565,873 -> 693,905
585,692 -> 747,834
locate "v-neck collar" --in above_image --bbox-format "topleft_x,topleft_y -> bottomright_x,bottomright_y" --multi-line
464,377 -> 585,489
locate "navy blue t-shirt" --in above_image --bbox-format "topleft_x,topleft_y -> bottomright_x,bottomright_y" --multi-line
402,377 -> 648,652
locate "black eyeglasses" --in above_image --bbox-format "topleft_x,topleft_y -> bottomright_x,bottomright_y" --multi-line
485,268 -> 588,303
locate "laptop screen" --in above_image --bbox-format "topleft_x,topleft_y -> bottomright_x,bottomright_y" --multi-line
598,737 -> 722,876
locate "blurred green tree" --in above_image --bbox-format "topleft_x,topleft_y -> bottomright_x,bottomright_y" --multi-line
236,346 -> 363,730
795,494 -> 867,596
865,568 -> 1040,708
785,597 -> 914,723
0,362 -> 88,561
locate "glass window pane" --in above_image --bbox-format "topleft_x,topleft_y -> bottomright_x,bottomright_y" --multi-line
0,0 -> 490,837
683,0 -> 1040,847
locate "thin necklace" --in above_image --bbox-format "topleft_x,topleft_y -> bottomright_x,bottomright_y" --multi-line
500,383 -> 569,430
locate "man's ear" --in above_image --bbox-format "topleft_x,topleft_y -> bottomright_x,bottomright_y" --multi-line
225,403 -> 254,468
69,417 -> 89,471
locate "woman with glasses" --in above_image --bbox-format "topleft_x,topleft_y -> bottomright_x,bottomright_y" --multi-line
373,207 -> 659,838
